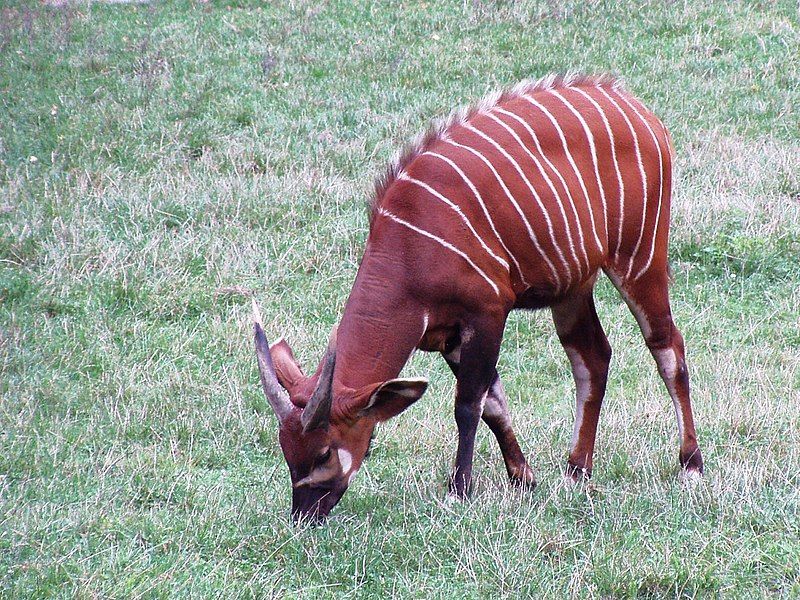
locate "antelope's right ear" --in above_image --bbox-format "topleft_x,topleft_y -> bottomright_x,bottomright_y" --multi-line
269,339 -> 306,393
358,378 -> 428,422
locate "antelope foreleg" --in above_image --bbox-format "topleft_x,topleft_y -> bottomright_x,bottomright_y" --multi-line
448,317 -> 505,498
443,355 -> 535,489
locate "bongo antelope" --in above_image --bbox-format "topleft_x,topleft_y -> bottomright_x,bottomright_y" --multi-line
253,74 -> 703,523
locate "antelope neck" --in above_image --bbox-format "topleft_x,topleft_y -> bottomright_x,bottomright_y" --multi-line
333,245 -> 423,391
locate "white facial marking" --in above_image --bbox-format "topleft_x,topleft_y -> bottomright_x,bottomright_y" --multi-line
337,448 -> 353,474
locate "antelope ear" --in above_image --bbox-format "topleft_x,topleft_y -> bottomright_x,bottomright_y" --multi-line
270,327 -> 338,408
269,339 -> 306,394
359,378 -> 428,422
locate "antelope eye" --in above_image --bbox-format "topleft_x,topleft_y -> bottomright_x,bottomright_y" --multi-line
317,448 -> 332,464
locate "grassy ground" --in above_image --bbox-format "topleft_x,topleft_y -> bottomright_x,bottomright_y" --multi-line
1,0 -> 799,597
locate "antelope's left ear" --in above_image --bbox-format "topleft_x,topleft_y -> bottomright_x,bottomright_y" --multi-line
359,378 -> 428,422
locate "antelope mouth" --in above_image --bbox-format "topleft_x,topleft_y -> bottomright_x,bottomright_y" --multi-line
291,485 -> 346,525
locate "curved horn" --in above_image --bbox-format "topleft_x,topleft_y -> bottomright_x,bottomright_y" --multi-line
300,326 -> 337,433
252,298 -> 294,425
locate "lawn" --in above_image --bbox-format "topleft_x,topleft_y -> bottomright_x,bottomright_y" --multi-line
1,0 -> 799,597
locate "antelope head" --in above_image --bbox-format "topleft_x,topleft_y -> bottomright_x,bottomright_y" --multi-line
252,300 -> 428,524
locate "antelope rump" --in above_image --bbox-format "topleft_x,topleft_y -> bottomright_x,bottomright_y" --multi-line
253,74 -> 704,524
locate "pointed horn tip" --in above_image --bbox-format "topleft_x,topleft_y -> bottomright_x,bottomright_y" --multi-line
326,325 -> 338,350
252,297 -> 264,329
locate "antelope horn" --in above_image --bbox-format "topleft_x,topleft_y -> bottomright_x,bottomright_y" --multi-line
300,326 -> 338,433
252,298 -> 294,425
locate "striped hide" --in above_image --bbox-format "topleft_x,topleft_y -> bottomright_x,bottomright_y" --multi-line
371,74 -> 673,299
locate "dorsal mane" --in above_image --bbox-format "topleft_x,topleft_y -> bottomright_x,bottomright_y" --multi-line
369,73 -> 625,222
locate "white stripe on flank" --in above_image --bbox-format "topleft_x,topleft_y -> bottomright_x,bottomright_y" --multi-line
550,89 -> 609,243
570,86 -> 625,258
464,122 -> 574,285
611,91 -> 666,280
424,151 -> 528,287
377,208 -> 500,295
397,171 -> 509,271
483,111 -> 582,277
595,86 -> 647,272
493,106 -> 591,274
522,94 -> 605,255
443,137 -> 561,290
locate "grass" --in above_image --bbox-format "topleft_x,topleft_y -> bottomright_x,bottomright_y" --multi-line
1,0 -> 799,597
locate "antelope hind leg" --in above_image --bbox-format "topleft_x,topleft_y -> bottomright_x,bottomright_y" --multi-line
609,269 -> 704,477
551,291 -> 612,482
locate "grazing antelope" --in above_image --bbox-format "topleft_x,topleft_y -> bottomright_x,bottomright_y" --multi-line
254,74 -> 703,523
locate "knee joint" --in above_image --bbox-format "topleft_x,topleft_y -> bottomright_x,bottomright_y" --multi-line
645,322 -> 675,351
454,399 -> 483,426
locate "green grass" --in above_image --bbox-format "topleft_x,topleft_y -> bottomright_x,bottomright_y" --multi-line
1,0 -> 799,597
